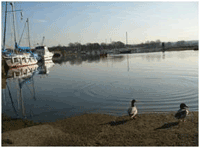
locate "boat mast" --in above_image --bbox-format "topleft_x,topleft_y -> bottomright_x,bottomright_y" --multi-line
10,2 -> 18,49
41,36 -> 45,46
126,32 -> 128,47
2,2 -> 8,50
27,18 -> 31,49
18,19 -> 27,46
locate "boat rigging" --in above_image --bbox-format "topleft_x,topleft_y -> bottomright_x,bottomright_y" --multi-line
2,2 -> 38,68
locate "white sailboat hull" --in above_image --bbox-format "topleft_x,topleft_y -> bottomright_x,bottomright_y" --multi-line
3,53 -> 38,68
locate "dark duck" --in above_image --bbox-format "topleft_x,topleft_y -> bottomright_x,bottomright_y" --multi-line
175,103 -> 189,122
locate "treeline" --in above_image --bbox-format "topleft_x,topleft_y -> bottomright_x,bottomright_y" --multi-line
49,40 -> 162,52
135,40 -> 161,48
48,39 -> 198,53
135,40 -> 198,48
49,41 -> 127,52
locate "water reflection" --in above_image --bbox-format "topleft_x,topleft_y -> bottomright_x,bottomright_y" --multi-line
141,53 -> 162,62
162,51 -> 165,59
108,55 -> 126,62
6,65 -> 38,79
3,65 -> 38,118
37,60 -> 55,78
52,54 -> 125,65
2,60 -> 54,119
2,51 -> 198,122
51,52 -> 168,65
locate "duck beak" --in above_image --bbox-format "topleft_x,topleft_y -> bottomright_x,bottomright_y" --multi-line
184,105 -> 188,109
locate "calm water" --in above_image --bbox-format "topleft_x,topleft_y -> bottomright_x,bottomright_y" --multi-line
2,50 -> 198,122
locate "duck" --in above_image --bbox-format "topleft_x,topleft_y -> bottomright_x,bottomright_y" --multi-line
127,99 -> 138,119
175,103 -> 189,122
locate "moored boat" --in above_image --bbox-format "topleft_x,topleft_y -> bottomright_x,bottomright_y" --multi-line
2,2 -> 38,68
33,45 -> 54,61
3,53 -> 37,68
119,50 -> 131,54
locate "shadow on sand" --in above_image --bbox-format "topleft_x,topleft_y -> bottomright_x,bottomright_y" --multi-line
155,122 -> 179,130
101,119 -> 133,126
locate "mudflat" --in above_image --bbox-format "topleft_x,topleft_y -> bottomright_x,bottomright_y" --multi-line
2,112 -> 198,146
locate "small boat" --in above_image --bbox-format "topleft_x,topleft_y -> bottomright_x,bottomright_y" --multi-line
33,45 -> 54,61
107,50 -> 118,55
120,50 -> 131,54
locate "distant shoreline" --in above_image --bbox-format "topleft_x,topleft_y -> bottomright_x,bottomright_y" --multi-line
2,111 -> 198,146
51,45 -> 198,57
123,45 -> 198,53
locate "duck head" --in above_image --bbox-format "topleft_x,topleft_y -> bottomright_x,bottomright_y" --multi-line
180,103 -> 188,109
131,99 -> 137,107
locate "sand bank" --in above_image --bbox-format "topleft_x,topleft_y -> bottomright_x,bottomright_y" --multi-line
2,112 -> 198,146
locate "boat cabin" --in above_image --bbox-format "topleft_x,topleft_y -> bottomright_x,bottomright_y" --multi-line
33,45 -> 53,61
34,46 -> 49,55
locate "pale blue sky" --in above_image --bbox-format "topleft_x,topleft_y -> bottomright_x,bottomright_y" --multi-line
1,1 -> 198,48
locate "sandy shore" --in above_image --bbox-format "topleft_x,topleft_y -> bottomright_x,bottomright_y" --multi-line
2,112 -> 198,146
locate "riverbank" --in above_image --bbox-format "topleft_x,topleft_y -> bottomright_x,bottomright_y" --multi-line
2,112 -> 198,146
51,45 -> 198,57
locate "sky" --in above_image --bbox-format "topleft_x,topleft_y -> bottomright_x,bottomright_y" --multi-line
1,1 -> 199,48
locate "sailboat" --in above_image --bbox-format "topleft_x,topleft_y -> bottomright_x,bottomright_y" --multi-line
2,2 -> 38,68
119,32 -> 131,54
